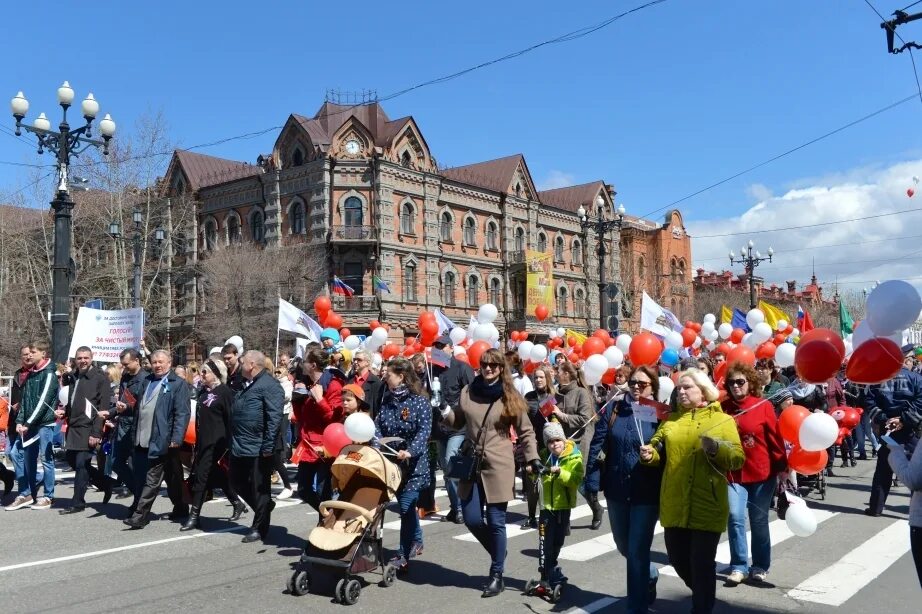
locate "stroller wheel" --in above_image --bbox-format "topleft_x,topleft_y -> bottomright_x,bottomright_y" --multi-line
288,570 -> 310,596
342,578 -> 362,605
334,578 -> 346,603
524,579 -> 538,595
381,564 -> 398,588
550,584 -> 563,603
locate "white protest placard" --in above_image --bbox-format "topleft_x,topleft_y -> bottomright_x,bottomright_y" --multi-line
68,307 -> 144,363
631,402 -> 658,423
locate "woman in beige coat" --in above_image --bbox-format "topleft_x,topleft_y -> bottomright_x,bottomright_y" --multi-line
441,348 -> 539,598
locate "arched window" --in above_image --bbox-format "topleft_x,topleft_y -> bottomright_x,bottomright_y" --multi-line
251,209 -> 265,244
572,239 -> 582,266
344,196 -> 363,227
204,219 -> 217,251
670,258 -> 679,280
291,200 -> 306,235
637,256 -> 645,279
227,214 -> 241,244
537,232 -> 547,253
400,202 -> 415,235
574,288 -> 585,318
515,182 -> 522,198
515,227 -> 525,252
489,277 -> 501,306
463,217 -> 476,246
440,212 -> 452,242
403,262 -> 417,302
557,286 -> 568,316
292,147 -> 304,167
678,258 -> 687,280
554,236 -> 565,263
443,272 -> 456,306
486,221 -> 498,250
401,150 -> 412,168
467,275 -> 479,307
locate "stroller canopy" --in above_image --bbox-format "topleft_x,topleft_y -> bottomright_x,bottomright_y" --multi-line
331,444 -> 402,500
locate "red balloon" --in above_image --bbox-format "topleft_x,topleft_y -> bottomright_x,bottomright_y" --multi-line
418,311 -> 436,326
184,418 -> 196,445
685,320 -> 695,329
405,336 -> 416,345
840,407 -> 862,430
581,337 -> 606,359
572,343 -> 583,357
629,332 -> 664,367
799,328 -> 846,361
413,341 -> 423,353
568,352 -> 581,364
601,368 -> 616,385
605,336 -> 615,347
523,362 -> 538,374
730,328 -> 745,343
381,344 -> 400,359
322,422 -> 352,457
835,426 -> 850,446
773,333 -> 786,345
909,188 -> 916,198
593,328 -> 609,339
369,320 -> 381,330
779,404 -> 811,443
715,343 -> 731,357
314,296 -> 332,315
535,304 -> 550,321
691,322 -> 702,333
468,340 -> 491,369
726,345 -> 756,367
794,339 -> 840,384
325,311 -> 343,330
788,445 -> 828,475
784,325 -> 794,335
421,319 -> 439,337
713,360 -> 728,383
455,352 -> 470,366
846,337 -> 902,384
755,342 -> 776,360
681,328 -> 697,348
567,336 -> 577,348
339,328 -> 351,339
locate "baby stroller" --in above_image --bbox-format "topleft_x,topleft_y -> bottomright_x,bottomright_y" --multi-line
287,443 -> 403,605
796,467 -> 827,500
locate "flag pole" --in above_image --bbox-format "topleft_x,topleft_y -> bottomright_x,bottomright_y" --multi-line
275,291 -> 281,367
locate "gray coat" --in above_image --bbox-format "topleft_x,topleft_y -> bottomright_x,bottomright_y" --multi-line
556,382 -> 597,461
888,441 -> 922,528
130,371 -> 191,458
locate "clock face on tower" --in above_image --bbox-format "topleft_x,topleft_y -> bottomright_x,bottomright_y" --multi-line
345,139 -> 361,155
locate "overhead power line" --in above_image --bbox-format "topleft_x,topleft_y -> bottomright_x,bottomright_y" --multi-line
691,207 -> 920,238
693,231 -> 922,262
862,0 -> 922,104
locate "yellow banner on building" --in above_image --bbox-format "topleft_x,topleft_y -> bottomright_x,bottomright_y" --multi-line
526,250 -> 554,313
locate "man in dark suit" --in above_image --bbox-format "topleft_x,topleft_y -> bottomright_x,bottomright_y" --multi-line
113,348 -> 149,500
349,350 -> 384,417
58,347 -> 113,514
124,350 -> 191,529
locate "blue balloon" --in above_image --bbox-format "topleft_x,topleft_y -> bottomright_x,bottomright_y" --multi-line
320,327 -> 341,343
660,348 -> 680,367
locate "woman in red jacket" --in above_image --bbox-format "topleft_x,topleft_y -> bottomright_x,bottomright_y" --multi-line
721,361 -> 787,586
292,349 -> 343,511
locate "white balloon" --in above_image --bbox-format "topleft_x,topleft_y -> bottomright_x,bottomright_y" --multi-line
344,412 -> 376,443
584,369 -> 603,386
746,309 -> 765,329
657,376 -> 675,404
703,313 -> 717,324
371,327 -> 389,343
371,352 -> 383,370
798,413 -> 839,451
791,327 -> 800,338
530,344 -> 548,363
751,322 -> 773,344
853,320 -> 902,349
487,324 -> 500,343
549,329 -> 560,339
556,327 -> 566,338
603,346 -> 624,369
518,341 -> 535,362
718,323 -> 733,339
742,332 -> 759,349
344,335 -> 361,350
708,329 -> 720,342
775,343 -> 796,368
692,336 -> 702,349
58,386 -> 69,407
225,335 -> 244,354
776,319 -> 788,332
449,327 -> 467,346
583,354 -> 609,378
477,303 -> 499,324
705,340 -> 716,351
471,323 -> 491,341
664,330 -> 683,350
866,280 -> 922,335
784,496 -> 818,537
701,322 -> 715,337
453,346 -> 466,357
616,334 -> 632,353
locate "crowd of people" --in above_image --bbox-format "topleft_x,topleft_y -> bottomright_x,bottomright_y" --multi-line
1,325 -> 921,612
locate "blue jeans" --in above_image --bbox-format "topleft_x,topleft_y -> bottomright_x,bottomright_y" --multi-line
436,433 -> 464,513
727,477 -> 776,574
396,488 -> 422,558
21,425 -> 55,499
7,434 -> 25,492
608,500 -> 659,614
461,480 -> 508,575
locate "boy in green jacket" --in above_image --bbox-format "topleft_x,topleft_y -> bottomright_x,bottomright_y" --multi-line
537,422 -> 584,587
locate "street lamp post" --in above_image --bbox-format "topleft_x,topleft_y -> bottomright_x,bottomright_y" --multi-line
729,240 -> 774,310
578,195 -> 626,331
109,208 -> 165,308
10,83 -> 115,364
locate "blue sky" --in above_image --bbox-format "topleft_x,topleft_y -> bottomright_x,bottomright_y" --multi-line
3,0 -> 922,289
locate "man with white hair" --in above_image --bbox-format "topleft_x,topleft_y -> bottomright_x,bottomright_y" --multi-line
230,350 -> 284,543
349,350 -> 384,417
124,350 -> 191,529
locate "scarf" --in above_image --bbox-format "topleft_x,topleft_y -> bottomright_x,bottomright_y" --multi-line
470,375 -> 503,402
390,384 -> 410,402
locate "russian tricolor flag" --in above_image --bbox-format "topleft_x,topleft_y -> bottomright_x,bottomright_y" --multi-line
331,276 -> 355,297
797,304 -> 815,333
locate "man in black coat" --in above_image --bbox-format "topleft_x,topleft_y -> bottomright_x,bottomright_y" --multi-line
230,350 -> 284,543
349,350 -> 384,418
223,343 -> 246,393
58,347 -> 114,514
124,350 -> 191,529
113,348 -> 149,500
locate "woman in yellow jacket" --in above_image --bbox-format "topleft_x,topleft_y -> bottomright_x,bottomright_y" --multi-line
640,368 -> 744,614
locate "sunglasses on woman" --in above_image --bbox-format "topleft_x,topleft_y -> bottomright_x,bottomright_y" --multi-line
727,378 -> 748,387
481,362 -> 502,369
628,379 -> 651,389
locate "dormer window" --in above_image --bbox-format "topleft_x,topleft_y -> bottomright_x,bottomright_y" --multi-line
515,182 -> 522,198
292,147 -> 305,167
401,150 -> 412,168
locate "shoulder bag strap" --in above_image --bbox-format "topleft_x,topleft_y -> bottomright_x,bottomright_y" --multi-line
472,400 -> 498,449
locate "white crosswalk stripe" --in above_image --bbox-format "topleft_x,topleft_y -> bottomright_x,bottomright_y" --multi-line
558,522 -> 665,562
453,499 -> 604,543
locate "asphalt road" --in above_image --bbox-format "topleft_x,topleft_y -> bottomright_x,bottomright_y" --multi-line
0,455 -> 918,614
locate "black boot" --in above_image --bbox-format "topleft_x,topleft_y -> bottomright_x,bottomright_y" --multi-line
102,477 -> 114,504
481,573 -> 504,598
180,507 -> 200,532
587,492 -> 603,530
229,499 -> 247,521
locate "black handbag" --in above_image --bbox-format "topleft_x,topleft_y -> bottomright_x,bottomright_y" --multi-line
447,401 -> 496,481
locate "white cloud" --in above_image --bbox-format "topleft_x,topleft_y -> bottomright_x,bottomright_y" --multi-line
745,183 -> 773,202
687,159 -> 922,294
537,170 -> 576,191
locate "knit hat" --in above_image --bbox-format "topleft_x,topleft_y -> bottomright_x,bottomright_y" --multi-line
342,383 -> 369,409
543,422 -> 566,446
775,388 -> 793,406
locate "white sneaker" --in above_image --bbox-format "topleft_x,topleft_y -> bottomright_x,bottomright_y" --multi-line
749,569 -> 768,583
277,488 -> 293,500
726,570 -> 746,585
30,497 -> 52,510
5,495 -> 34,511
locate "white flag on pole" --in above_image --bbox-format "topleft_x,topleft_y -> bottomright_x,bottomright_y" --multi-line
278,298 -> 322,342
639,291 -> 683,337
434,309 -> 456,335
85,399 -> 96,420
295,337 -> 310,358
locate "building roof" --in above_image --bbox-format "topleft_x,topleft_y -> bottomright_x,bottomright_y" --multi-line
292,102 -> 411,148
173,150 -> 262,192
538,181 -> 605,213
441,154 -> 527,195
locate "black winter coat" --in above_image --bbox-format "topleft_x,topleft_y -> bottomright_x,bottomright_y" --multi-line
64,366 -> 110,451
116,368 -> 149,437
230,370 -> 284,457
196,384 -> 234,451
